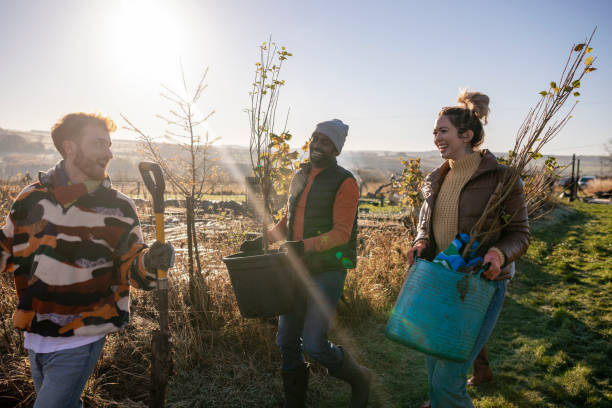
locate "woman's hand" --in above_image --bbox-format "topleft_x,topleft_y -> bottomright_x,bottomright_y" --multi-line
408,241 -> 427,265
482,250 -> 502,280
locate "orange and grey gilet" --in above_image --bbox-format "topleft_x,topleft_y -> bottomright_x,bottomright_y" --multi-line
286,162 -> 358,273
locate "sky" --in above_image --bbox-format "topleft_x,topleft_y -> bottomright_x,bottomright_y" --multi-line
0,0 -> 610,156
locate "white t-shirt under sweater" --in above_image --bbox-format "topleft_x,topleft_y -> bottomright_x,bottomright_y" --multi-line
24,313 -> 105,353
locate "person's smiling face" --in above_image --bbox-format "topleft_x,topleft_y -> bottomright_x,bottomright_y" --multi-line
433,115 -> 472,161
309,132 -> 339,168
71,124 -> 113,181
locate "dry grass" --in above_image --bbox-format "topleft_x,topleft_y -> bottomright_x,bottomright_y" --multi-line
582,178 -> 612,196
0,177 -> 415,406
0,181 -> 34,406
1,178 -> 609,406
339,226 -> 412,323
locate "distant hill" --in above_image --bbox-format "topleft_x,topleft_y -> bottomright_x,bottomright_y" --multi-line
0,128 -> 48,154
0,128 -> 609,183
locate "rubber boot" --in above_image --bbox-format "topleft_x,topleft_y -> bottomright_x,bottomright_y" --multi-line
330,346 -> 372,407
281,363 -> 309,408
467,345 -> 493,386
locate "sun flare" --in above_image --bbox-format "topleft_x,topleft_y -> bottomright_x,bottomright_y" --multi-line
109,0 -> 185,82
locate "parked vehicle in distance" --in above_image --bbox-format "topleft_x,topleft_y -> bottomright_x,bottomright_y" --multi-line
578,176 -> 596,188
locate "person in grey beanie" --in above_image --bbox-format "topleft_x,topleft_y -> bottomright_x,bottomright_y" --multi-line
240,119 -> 372,407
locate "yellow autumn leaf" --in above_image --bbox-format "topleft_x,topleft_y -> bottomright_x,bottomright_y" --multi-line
585,56 -> 594,66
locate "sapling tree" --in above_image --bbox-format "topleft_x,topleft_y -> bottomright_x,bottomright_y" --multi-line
497,151 -> 561,221
394,157 -> 424,234
523,156 -> 560,220
267,131 -> 303,197
605,138 -> 612,173
463,30 -> 598,258
246,39 -> 293,249
122,66 -> 218,307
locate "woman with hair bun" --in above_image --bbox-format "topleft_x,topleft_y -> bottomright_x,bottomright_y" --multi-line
407,90 -> 530,407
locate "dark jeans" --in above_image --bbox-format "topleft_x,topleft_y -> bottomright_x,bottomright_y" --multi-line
276,270 -> 347,372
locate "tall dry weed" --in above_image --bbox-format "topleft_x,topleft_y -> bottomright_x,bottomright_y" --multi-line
0,184 -> 417,406
339,225 -> 412,323
582,178 -> 612,196
0,181 -> 35,407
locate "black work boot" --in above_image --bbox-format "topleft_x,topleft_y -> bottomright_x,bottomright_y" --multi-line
330,346 -> 372,407
281,363 -> 310,408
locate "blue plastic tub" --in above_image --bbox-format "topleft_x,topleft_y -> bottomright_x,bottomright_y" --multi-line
385,258 -> 495,362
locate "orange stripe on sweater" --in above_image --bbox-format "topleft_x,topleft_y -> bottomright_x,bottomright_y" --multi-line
13,234 -> 57,258
57,303 -> 119,334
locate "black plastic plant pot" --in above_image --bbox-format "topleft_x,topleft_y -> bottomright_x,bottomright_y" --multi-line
222,250 -> 297,318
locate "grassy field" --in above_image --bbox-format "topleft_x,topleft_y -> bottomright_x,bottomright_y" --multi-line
0,189 -> 610,407
474,201 -> 612,407
306,201 -> 612,407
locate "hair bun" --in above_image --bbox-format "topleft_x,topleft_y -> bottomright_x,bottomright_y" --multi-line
457,89 -> 490,125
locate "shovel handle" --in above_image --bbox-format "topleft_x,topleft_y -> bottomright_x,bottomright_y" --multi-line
138,162 -> 166,279
139,162 -> 171,407
139,162 -> 165,214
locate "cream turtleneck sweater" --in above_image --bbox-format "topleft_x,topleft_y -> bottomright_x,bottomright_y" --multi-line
432,151 -> 482,252
431,150 -> 506,265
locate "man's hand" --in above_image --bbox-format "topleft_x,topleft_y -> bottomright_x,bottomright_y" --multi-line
482,250 -> 502,280
280,240 -> 305,258
12,309 -> 35,331
144,241 -> 175,273
407,241 -> 426,265
240,236 -> 263,253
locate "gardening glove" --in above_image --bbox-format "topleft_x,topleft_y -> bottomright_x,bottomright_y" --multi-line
240,236 -> 263,253
144,241 -> 175,273
280,240 -> 305,258
482,250 -> 502,280
408,241 -> 426,265
433,233 -> 483,271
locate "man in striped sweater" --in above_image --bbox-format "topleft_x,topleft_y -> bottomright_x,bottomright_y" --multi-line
0,113 -> 174,408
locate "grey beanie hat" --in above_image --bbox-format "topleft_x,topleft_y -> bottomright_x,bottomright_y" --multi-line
313,119 -> 349,153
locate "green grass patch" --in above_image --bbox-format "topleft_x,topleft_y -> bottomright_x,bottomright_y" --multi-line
307,201 -> 612,407
359,202 -> 404,216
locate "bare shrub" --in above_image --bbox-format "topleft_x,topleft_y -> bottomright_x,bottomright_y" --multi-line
123,66 -> 218,311
464,30 -> 598,256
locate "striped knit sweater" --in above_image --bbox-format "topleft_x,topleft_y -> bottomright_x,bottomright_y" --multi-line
0,162 -> 157,337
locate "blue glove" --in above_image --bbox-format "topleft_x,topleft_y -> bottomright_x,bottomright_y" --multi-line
433,233 -> 482,271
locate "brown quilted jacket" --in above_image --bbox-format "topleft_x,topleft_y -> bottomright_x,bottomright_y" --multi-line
414,150 -> 530,277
